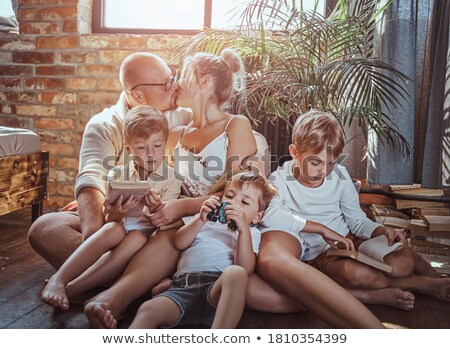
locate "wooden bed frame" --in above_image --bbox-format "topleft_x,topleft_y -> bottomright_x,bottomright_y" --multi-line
0,151 -> 49,223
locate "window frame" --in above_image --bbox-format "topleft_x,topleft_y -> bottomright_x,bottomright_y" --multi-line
92,0 -> 212,35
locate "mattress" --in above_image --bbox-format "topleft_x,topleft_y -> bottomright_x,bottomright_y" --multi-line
0,127 -> 41,157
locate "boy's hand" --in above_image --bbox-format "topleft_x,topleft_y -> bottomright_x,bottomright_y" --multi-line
144,189 -> 161,213
199,196 -> 221,222
224,203 -> 249,232
321,228 -> 355,251
384,226 -> 406,245
104,195 -> 141,222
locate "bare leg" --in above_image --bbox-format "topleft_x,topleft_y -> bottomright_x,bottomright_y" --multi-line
129,297 -> 181,329
246,273 -> 305,313
324,254 -> 450,302
28,212 -> 83,269
412,250 -> 439,278
209,265 -> 248,329
257,231 -> 384,329
66,230 -> 148,299
348,289 -> 415,310
42,222 -> 127,310
84,228 -> 180,328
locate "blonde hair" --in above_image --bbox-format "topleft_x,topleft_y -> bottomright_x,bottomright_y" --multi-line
292,110 -> 345,159
225,171 -> 278,212
180,48 -> 245,108
124,105 -> 168,144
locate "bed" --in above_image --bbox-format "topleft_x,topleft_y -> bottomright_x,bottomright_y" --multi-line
0,127 -> 49,223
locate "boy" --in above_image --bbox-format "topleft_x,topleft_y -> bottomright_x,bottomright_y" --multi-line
128,171 -> 277,329
41,105 -> 182,310
262,110 -> 449,310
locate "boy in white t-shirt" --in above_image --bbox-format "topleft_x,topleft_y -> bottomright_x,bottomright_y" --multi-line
41,105 -> 181,310
128,171 -> 277,329
262,110 -> 448,310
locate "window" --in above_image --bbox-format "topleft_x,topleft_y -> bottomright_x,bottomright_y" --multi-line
93,0 -> 325,34
0,0 -> 18,33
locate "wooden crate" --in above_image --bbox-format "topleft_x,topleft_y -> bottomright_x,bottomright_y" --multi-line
0,151 -> 49,222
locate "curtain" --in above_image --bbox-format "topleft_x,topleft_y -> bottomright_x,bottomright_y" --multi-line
368,0 -> 450,188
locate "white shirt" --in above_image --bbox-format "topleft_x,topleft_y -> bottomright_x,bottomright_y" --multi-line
262,160 -> 381,260
175,218 -> 261,277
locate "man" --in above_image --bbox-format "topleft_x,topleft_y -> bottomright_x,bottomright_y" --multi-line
28,52 -> 191,269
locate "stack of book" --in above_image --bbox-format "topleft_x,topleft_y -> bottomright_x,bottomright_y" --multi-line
409,215 -> 450,256
389,184 -> 445,210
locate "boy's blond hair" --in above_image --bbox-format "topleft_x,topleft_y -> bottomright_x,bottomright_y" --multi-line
124,105 -> 169,144
226,171 -> 278,212
292,110 -> 345,159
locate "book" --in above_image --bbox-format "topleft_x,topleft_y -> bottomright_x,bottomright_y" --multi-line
375,215 -> 410,229
395,200 -> 444,210
106,181 -> 152,217
327,249 -> 393,273
409,219 -> 428,236
391,188 -> 444,196
326,235 -> 402,273
423,215 -> 450,232
389,183 -> 421,191
370,204 -> 410,220
416,207 -> 450,216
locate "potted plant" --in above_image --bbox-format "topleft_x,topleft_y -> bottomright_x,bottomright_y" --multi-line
173,0 -> 410,166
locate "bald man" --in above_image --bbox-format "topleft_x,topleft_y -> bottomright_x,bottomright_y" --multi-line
28,53 -> 191,269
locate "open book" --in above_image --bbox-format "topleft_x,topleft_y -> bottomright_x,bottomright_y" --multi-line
326,235 -> 402,273
106,181 -> 152,217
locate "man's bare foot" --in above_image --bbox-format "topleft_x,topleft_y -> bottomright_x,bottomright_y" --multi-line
84,301 -> 117,329
350,288 -> 415,310
151,278 -> 172,296
41,276 -> 69,310
413,252 -> 439,278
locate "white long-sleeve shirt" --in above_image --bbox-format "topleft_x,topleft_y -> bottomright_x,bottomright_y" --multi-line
262,160 -> 381,261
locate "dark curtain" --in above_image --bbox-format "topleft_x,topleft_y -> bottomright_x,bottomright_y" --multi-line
368,0 -> 450,188
415,0 -> 450,187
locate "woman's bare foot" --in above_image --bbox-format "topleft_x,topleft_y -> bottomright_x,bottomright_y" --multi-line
41,276 -> 69,310
151,278 -> 172,296
84,301 -> 117,329
350,288 -> 415,310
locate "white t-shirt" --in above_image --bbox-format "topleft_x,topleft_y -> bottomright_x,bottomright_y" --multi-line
174,218 -> 261,278
262,160 -> 381,261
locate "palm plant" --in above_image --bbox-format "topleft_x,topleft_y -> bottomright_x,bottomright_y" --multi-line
172,0 -> 411,156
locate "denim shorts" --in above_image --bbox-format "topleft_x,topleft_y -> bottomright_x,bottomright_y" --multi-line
155,271 -> 221,327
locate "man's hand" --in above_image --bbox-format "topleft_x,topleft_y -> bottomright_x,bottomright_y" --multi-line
199,196 -> 221,222
104,195 -> 141,223
144,189 -> 162,214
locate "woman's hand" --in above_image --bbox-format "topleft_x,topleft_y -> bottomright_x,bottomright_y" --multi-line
199,196 -> 221,222
104,195 -> 141,223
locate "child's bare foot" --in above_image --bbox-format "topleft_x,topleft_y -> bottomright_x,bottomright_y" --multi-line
350,288 -> 415,310
84,301 -> 117,329
151,278 -> 172,296
41,276 -> 69,310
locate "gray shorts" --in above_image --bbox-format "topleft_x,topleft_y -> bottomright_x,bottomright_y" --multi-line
156,271 -> 221,327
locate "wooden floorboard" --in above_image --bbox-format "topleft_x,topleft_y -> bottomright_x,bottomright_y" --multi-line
1,208 -> 449,329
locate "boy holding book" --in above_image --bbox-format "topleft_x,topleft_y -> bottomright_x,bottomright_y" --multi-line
261,110 -> 449,311
126,171 -> 276,329
41,105 -> 182,310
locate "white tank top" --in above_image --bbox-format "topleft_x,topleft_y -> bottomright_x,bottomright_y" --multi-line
173,117 -> 234,197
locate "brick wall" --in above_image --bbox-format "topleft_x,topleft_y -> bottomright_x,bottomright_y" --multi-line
0,0 -> 185,209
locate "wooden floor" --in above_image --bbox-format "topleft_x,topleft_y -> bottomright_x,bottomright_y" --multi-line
1,208 -> 449,329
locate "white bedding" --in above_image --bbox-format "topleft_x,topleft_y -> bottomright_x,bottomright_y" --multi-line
0,127 -> 41,157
